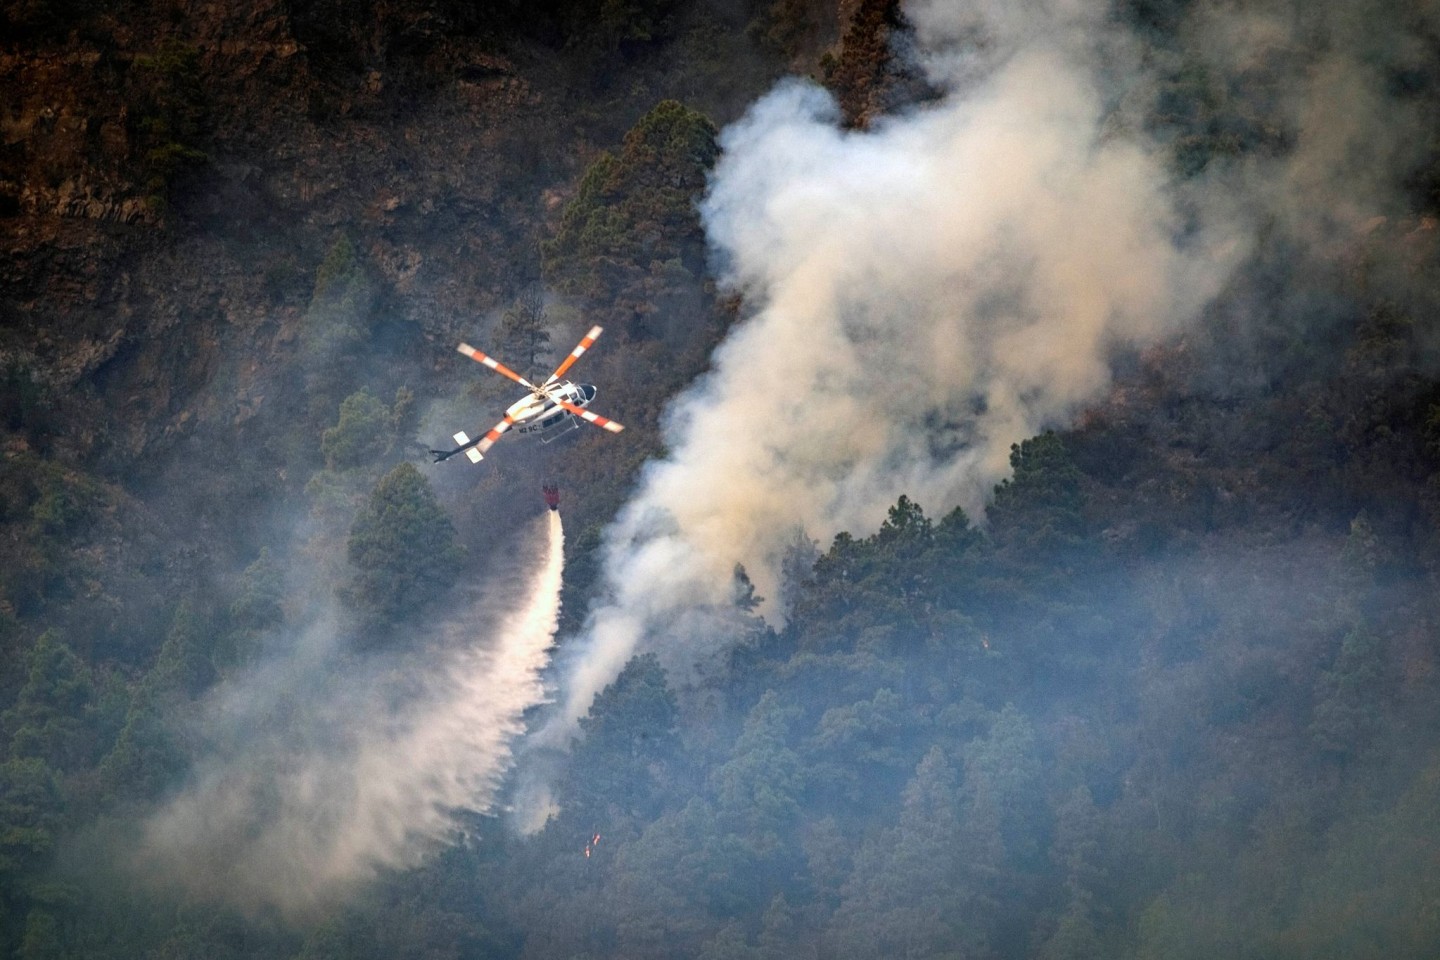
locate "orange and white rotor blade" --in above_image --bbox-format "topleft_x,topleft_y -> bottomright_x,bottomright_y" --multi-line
457,343 -> 539,391
474,414 -> 519,455
551,396 -> 624,434
544,326 -> 603,386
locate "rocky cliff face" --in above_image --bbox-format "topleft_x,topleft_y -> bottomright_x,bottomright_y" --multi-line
1,2 -> 574,461
0,0 -> 870,470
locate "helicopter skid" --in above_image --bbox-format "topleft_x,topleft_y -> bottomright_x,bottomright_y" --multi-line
538,416 -> 582,443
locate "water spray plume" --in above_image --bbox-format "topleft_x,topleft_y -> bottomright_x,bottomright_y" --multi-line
140,511 -> 566,916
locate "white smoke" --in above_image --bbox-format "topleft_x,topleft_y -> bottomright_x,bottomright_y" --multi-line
1189,0 -> 1438,256
518,0 -> 1431,828
141,510 -> 565,915
520,2 -> 1241,781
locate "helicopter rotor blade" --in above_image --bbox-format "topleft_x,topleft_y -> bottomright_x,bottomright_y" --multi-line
549,395 -> 624,433
544,325 -> 604,386
474,413 -> 519,454
457,344 -> 540,392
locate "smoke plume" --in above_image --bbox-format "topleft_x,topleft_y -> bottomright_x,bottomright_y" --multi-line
518,0 -> 1435,827
140,510 -> 565,916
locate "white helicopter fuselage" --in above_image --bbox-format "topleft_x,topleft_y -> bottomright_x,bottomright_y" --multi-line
508,381 -> 598,438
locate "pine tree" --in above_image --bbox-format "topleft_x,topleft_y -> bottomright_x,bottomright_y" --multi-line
96,602 -> 210,805
563,653 -> 680,826
230,548 -> 284,632
831,746 -> 968,960
1038,787 -> 1105,960
988,431 -> 1086,561
1310,627 -> 1385,757
0,758 -> 62,888
321,389 -> 395,470
345,463 -> 463,630
148,599 -> 214,699
712,692 -> 803,860
964,704 -> 1044,862
0,757 -> 63,960
542,100 -> 719,337
5,632 -> 93,771
497,287 -> 552,377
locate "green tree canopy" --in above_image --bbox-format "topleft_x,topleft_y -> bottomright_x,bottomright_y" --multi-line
4,632 -> 94,771
345,463 -> 463,630
563,652 -> 680,826
321,389 -> 395,470
712,691 -> 803,858
543,100 -> 718,334
147,599 -> 214,700
988,431 -> 1087,562
229,548 -> 284,634
0,758 -> 62,890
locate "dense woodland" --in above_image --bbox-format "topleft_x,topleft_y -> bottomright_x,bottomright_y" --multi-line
4,0 -> 1440,958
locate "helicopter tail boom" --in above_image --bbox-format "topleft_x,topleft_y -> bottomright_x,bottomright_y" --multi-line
430,430 -> 485,463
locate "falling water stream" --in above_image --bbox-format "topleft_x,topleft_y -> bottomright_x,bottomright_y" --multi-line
141,510 -> 566,913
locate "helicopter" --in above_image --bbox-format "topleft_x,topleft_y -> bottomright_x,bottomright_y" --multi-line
430,325 -> 624,464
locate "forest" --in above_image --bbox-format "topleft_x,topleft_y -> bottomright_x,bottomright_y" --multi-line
3,0 -> 1440,958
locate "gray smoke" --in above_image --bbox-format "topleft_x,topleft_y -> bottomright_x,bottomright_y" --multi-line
517,0 -> 1436,830
140,510 -> 565,916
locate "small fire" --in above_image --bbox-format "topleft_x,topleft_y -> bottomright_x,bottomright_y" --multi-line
584,833 -> 602,858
